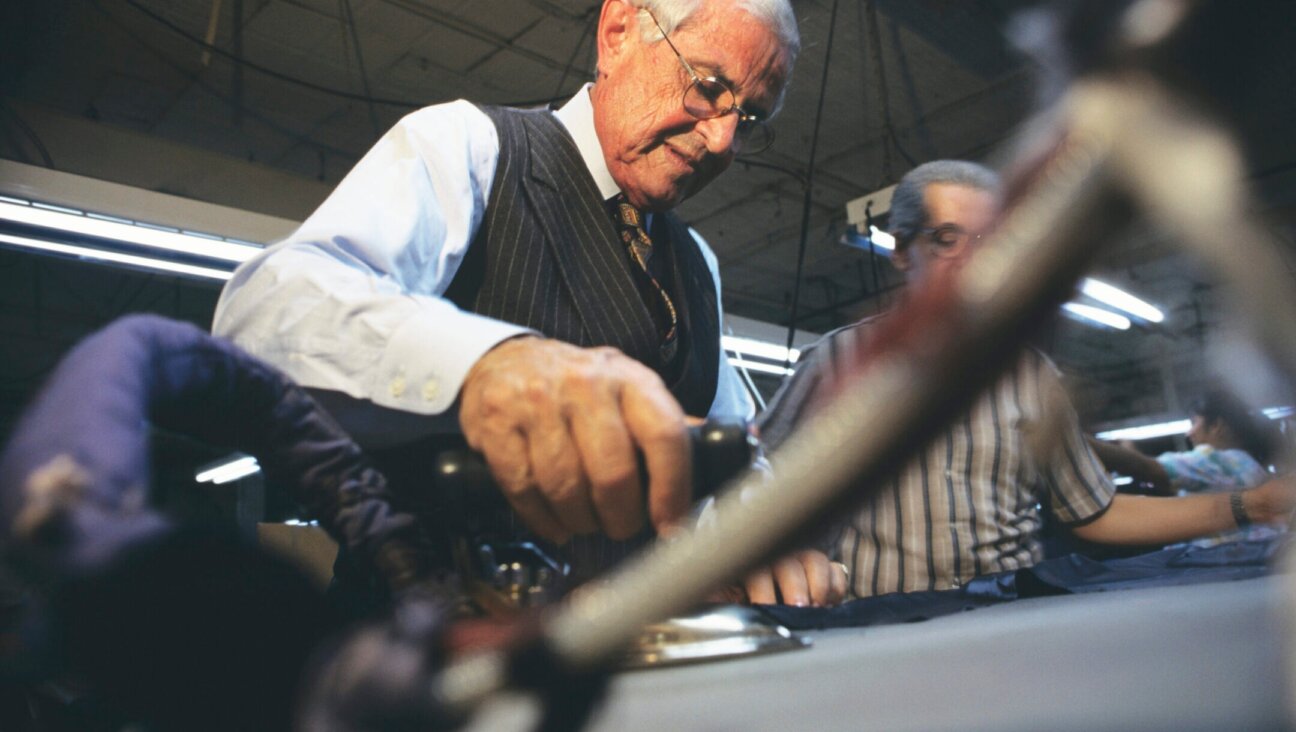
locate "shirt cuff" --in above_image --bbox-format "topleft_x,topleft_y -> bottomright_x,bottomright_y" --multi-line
372,305 -> 534,414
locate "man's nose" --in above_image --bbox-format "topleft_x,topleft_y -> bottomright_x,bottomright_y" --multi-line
696,113 -> 740,155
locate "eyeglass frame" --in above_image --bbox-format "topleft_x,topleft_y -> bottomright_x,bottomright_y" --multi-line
915,224 -> 987,258
644,9 -> 774,153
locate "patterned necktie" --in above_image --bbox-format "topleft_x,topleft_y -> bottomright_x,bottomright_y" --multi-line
612,194 -> 679,359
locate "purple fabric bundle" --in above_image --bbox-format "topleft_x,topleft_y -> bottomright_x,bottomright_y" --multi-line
0,314 -> 421,586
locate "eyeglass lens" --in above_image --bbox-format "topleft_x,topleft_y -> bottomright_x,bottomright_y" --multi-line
683,79 -> 772,152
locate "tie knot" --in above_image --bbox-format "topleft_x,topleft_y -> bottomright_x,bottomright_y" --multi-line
613,194 -> 645,230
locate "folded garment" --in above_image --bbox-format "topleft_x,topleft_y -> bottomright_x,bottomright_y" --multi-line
759,536 -> 1283,631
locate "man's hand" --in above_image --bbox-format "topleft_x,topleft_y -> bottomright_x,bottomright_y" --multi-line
733,550 -> 849,607
1243,475 -> 1296,525
459,336 -> 691,544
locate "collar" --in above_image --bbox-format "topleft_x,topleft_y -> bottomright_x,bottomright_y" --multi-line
552,83 -> 622,201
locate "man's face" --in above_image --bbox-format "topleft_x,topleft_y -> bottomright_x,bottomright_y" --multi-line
893,182 -> 998,287
1186,414 -> 1229,449
1186,415 -> 1210,448
591,1 -> 790,212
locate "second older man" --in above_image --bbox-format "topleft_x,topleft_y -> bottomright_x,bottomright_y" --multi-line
759,160 -> 1294,598
214,1 -> 842,605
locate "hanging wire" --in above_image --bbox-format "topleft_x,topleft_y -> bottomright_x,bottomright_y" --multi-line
339,0 -> 383,137
552,9 -> 599,102
87,0 -> 359,159
783,0 -> 842,370
116,0 -> 574,110
0,100 -> 55,168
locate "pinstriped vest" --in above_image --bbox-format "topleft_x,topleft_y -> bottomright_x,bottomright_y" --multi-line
444,104 -> 721,416
339,106 -> 724,602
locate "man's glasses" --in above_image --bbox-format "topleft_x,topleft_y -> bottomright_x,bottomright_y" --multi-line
646,10 -> 774,155
917,224 -> 985,258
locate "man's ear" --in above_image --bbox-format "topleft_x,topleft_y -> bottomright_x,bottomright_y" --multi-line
891,243 -> 911,272
596,0 -> 636,76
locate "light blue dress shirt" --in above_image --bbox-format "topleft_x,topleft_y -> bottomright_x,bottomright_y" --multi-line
213,86 -> 753,446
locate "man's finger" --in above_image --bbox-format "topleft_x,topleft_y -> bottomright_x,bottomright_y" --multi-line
482,430 -> 570,544
744,567 -> 778,605
569,398 -> 643,540
529,408 -> 599,535
830,561 -> 850,604
619,374 -> 690,532
798,550 -> 833,607
772,557 -> 809,607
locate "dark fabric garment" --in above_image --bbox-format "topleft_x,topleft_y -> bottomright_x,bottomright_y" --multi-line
968,537 -> 1283,600
0,316 -> 441,730
372,104 -> 726,589
0,314 -> 423,583
445,104 -> 719,416
757,537 -> 1282,631
757,590 -> 1001,631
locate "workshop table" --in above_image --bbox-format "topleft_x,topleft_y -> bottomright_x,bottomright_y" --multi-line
466,575 -> 1291,731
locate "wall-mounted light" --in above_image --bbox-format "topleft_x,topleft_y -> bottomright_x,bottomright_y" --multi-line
1095,419 -> 1192,441
195,454 -> 261,484
1080,277 -> 1164,323
0,194 -> 259,280
1062,302 -> 1131,330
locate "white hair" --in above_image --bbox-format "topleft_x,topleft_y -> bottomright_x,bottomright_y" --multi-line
889,160 -> 1001,249
626,0 -> 800,114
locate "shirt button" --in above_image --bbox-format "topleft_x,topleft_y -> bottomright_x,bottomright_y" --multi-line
389,375 -> 406,398
422,379 -> 439,401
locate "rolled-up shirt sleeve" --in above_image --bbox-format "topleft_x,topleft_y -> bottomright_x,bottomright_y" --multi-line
213,101 -> 532,432
1034,355 -> 1117,525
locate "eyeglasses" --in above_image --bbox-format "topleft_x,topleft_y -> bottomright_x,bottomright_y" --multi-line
917,224 -> 985,258
646,10 -> 774,155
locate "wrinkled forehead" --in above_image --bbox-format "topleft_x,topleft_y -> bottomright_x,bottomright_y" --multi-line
922,183 -> 1000,228
670,4 -> 794,114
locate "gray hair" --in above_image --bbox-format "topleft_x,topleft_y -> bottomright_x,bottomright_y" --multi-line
628,0 -> 800,114
889,160 -> 1000,249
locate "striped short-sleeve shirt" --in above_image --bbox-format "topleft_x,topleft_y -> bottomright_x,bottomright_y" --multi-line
758,315 -> 1116,598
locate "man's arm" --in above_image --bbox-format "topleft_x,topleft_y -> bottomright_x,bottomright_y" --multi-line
215,101 -> 696,542
1071,476 -> 1295,544
213,101 -> 526,435
1085,436 -> 1173,495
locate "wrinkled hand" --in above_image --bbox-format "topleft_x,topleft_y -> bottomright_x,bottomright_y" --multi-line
1244,474 -> 1296,525
712,550 -> 848,607
460,336 -> 691,543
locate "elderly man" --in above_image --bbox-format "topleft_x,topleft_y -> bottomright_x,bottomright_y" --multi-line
215,1 -> 842,606
758,159 -> 1293,598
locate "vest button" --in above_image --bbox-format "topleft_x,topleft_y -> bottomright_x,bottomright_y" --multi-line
422,379 -> 439,401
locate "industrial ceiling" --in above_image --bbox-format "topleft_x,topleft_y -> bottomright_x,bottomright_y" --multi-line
2,0 -> 1296,445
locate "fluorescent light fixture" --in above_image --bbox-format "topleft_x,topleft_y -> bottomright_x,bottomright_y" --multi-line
722,335 -> 799,364
195,455 -> 261,484
1096,419 -> 1191,441
868,226 -> 895,251
727,357 -> 794,377
1098,405 -> 1292,443
1080,278 -> 1164,323
0,199 -> 260,263
1062,302 -> 1131,330
0,232 -> 234,280
839,226 -> 895,255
